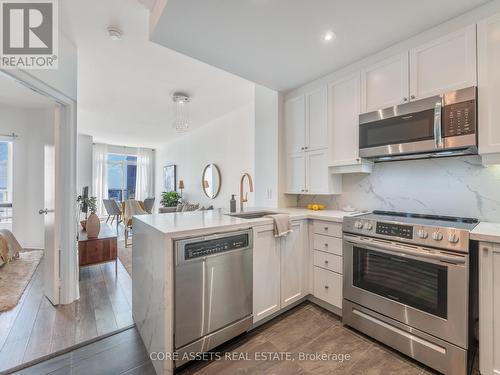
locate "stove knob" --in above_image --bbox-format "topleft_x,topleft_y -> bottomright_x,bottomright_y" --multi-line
354,221 -> 364,229
448,234 -> 459,244
365,223 -> 373,230
432,232 -> 443,241
417,230 -> 428,239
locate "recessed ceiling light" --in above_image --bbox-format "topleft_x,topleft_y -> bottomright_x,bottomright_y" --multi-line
107,26 -> 123,41
322,30 -> 336,43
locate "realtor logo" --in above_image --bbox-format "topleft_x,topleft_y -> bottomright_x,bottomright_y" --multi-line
0,0 -> 58,69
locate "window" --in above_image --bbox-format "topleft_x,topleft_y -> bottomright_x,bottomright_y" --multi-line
106,154 -> 137,201
0,141 -> 13,223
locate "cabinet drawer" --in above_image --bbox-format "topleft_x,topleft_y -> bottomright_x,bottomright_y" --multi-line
313,234 -> 342,256
313,250 -> 342,274
313,220 -> 342,238
313,266 -> 342,309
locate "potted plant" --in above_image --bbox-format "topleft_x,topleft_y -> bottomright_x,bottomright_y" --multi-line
159,191 -> 181,213
161,191 -> 181,207
83,197 -> 100,238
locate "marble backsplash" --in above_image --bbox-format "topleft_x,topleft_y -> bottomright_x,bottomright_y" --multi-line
289,156 -> 500,222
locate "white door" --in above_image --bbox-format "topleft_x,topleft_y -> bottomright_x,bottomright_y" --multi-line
280,221 -> 306,308
286,153 -> 306,194
329,73 -> 361,166
285,95 -> 306,154
253,225 -> 281,323
42,104 -> 60,305
409,25 -> 477,100
361,52 -> 409,112
306,149 -> 328,194
306,86 -> 328,151
478,14 -> 500,156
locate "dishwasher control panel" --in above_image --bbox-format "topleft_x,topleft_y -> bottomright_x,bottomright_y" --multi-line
184,233 -> 249,260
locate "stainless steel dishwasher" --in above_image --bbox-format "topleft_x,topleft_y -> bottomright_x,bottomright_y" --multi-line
174,229 -> 253,366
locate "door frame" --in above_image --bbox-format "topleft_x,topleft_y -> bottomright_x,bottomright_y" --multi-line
0,68 -> 78,305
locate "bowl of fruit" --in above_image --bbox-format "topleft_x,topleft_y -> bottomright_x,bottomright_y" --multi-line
307,203 -> 326,211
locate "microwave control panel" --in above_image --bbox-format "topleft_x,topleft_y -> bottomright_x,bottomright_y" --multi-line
443,100 -> 476,137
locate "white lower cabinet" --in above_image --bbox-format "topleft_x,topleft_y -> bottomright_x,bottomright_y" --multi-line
479,242 -> 500,375
313,266 -> 342,308
280,221 -> 307,307
253,220 -> 308,323
311,220 -> 343,311
252,225 -> 281,322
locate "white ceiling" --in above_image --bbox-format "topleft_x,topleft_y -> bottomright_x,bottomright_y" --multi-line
61,0 -> 255,148
0,73 -> 54,109
151,0 -> 491,91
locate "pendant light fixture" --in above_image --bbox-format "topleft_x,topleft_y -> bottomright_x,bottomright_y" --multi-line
172,92 -> 191,132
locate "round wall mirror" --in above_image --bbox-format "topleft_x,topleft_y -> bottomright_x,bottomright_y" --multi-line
202,164 -> 221,199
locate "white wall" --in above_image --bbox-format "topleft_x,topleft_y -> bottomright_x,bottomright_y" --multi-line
155,103 -> 255,210
25,34 -> 78,100
254,85 -> 280,208
77,134 -> 93,194
0,104 -> 53,249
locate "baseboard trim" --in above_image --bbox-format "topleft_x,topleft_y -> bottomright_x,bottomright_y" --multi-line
0,324 -> 136,375
308,295 -> 342,317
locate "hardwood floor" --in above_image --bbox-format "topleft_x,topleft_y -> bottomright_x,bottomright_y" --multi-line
15,303 -> 451,375
0,256 -> 133,374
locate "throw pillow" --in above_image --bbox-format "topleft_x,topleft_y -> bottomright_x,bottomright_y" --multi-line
176,203 -> 185,212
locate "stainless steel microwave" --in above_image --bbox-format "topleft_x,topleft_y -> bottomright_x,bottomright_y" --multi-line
359,86 -> 477,162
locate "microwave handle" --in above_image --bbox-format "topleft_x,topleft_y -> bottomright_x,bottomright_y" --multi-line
434,99 -> 443,148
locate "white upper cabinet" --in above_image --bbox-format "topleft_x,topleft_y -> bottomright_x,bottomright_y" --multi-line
285,95 -> 306,154
306,149 -> 329,194
329,73 -> 370,170
478,14 -> 500,163
410,25 -> 477,100
286,153 -> 306,194
361,52 -> 409,113
306,86 -> 328,151
280,221 -> 307,308
360,26 -> 476,114
286,85 -> 337,194
285,86 -> 327,154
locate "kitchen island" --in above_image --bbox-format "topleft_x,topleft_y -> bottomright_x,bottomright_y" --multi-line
132,208 -> 353,375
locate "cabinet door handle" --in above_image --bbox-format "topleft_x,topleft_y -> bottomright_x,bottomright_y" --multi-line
324,243 -> 329,247
324,285 -> 329,289
403,97 -> 408,102
324,227 -> 329,231
411,95 -> 416,100
304,146 -> 308,150
324,260 -> 329,264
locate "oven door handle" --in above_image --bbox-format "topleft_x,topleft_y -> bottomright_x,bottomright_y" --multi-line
434,98 -> 443,148
344,235 -> 465,265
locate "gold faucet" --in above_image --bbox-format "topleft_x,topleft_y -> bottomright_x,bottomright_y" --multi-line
239,173 -> 254,212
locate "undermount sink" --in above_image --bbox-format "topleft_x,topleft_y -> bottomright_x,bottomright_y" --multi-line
227,211 -> 281,219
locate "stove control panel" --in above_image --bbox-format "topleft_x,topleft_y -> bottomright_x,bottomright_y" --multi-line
343,217 -> 471,253
376,222 -> 413,239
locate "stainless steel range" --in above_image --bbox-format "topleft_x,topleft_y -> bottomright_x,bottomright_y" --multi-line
342,211 -> 479,375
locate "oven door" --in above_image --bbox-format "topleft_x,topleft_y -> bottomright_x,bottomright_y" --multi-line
359,95 -> 443,158
343,234 -> 469,348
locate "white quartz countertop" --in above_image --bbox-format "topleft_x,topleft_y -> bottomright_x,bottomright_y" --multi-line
134,207 -> 360,237
470,222 -> 500,243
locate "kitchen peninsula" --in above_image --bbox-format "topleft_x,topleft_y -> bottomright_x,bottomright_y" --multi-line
132,208 -> 352,375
